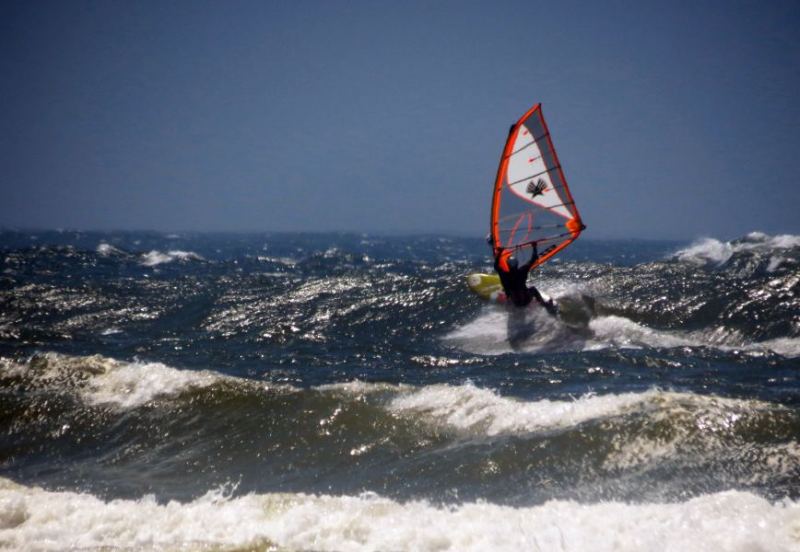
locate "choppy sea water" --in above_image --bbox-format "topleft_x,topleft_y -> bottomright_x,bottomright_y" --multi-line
0,230 -> 798,551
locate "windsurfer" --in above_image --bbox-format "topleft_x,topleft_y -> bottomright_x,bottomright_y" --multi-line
494,245 -> 557,315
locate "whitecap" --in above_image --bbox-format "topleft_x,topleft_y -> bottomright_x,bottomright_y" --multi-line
388,383 -> 661,436
96,243 -> 126,256
673,232 -> 800,266
672,237 -> 733,265
0,478 -> 796,552
751,337 -> 800,358
585,315 -> 694,350
1,353 -> 243,408
141,250 -> 204,267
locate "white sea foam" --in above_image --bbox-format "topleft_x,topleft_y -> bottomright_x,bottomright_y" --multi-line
1,353 -> 237,408
256,255 -> 298,266
753,337 -> 800,358
96,242 -> 126,256
389,383 -> 660,436
589,314 -> 800,357
446,308 -> 800,358
751,232 -> 800,249
444,306 -> 571,355
0,478 -> 797,552
141,249 -> 204,267
80,358 -> 223,408
673,232 -> 800,266
585,317 -> 800,358
445,309 -> 512,348
673,237 -> 734,265
585,315 -> 694,350
385,383 -> 785,442
445,307 -> 689,355
767,255 -> 788,272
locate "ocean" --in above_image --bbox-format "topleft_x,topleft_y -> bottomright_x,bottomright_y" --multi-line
0,230 -> 798,551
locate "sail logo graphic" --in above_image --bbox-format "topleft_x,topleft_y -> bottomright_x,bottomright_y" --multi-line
527,179 -> 547,197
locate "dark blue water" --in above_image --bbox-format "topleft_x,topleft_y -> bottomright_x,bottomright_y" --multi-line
1,230 -> 798,550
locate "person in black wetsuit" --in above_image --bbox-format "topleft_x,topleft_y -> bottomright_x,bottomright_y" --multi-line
494,245 -> 557,315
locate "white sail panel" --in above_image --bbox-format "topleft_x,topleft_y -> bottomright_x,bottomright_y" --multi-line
506,124 -> 572,220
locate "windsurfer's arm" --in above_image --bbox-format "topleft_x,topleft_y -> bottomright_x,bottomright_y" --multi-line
530,243 -> 539,263
528,284 -> 558,316
520,244 -> 538,272
527,284 -> 545,304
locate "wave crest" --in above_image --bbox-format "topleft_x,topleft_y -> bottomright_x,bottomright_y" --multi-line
141,250 -> 204,267
672,232 -> 800,267
0,477 -> 797,552
1,353 -> 245,408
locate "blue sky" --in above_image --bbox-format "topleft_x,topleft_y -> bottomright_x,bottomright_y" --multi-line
2,0 -> 799,239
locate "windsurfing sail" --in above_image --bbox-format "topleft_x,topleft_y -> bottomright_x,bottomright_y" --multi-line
490,104 -> 585,269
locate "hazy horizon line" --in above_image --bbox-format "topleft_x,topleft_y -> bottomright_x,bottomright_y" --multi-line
2,226 -> 790,243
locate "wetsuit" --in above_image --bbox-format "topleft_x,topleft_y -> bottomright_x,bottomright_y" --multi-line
494,246 -> 555,313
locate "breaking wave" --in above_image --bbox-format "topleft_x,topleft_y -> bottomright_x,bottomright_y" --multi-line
140,249 -> 205,266
96,242 -> 127,257
389,383 -> 659,436
672,231 -> 800,267
0,353 -> 307,413
0,477 -> 797,552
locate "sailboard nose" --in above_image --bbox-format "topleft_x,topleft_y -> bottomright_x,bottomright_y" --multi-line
467,274 -> 483,287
